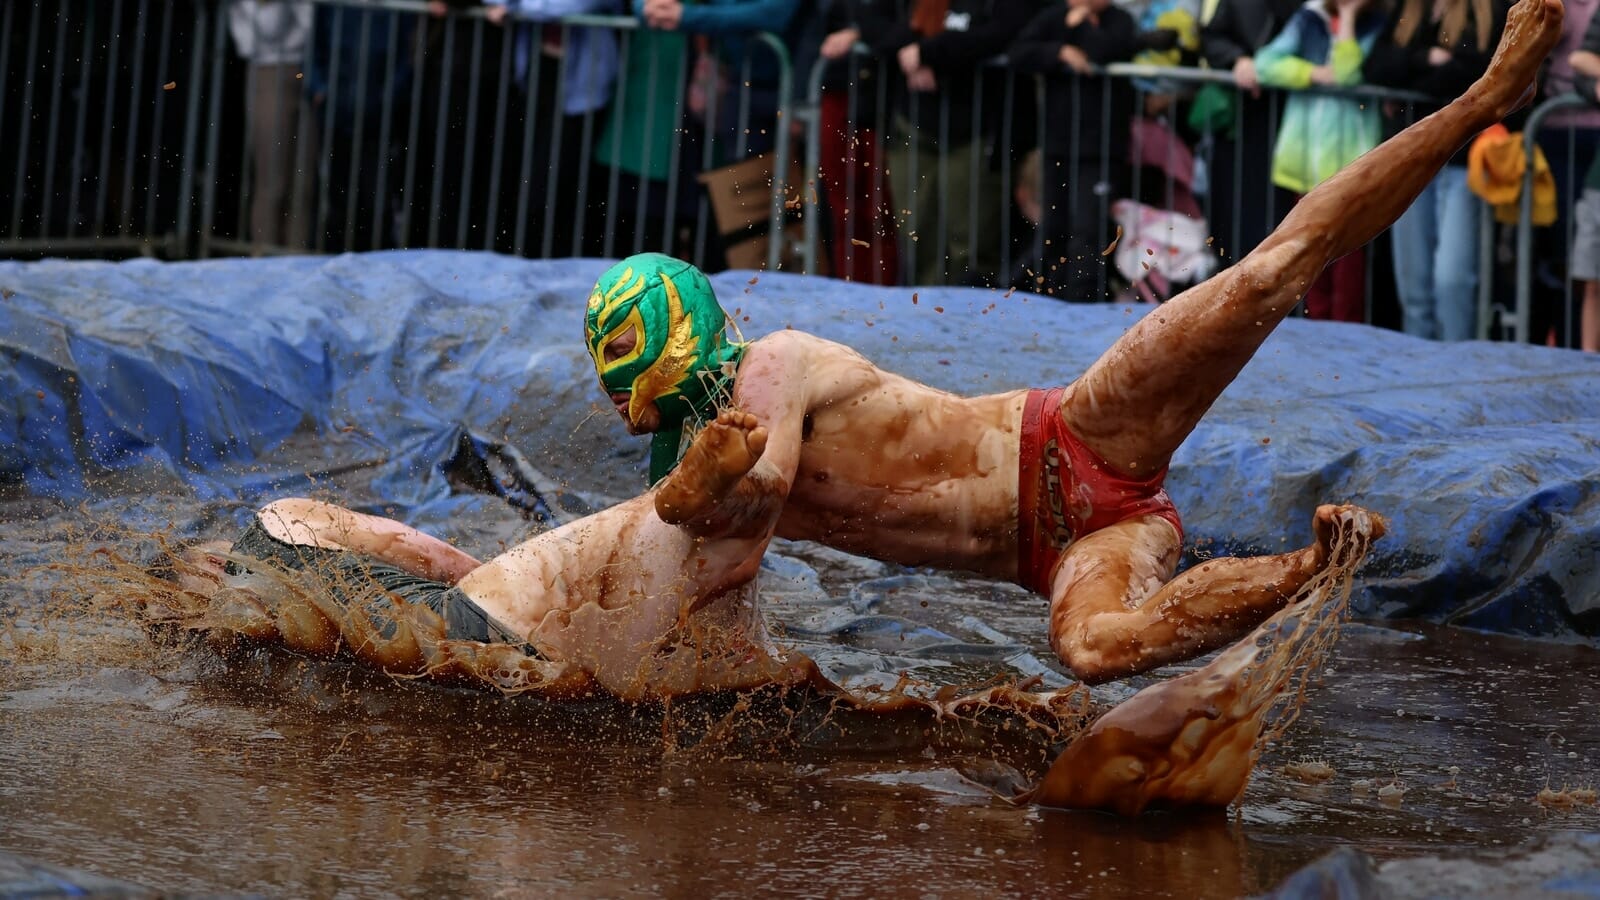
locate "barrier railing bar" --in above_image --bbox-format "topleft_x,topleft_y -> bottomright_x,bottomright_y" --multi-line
142,0 -> 175,241
513,27 -> 544,258
800,53 -> 824,275
0,3 -> 13,227
572,78 -> 600,258
40,3 -> 71,240
935,91 -> 949,283
345,7 -> 377,252
1516,93 -> 1587,345
316,5 -> 345,252
92,0 -> 124,238
197,4 -> 228,259
659,44 -> 691,259
11,1 -> 43,239
399,8 -> 428,248
456,16 -> 487,250
633,37 -> 663,257
371,12 -> 403,248
427,18 -> 456,249
541,35 -> 571,260
173,1 -> 210,258
484,21 -> 513,252
66,4 -> 99,242
118,0 -> 151,236
602,29 -> 629,260
999,69 -> 1015,283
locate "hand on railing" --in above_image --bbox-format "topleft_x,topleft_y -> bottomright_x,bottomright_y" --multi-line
642,0 -> 685,30
1060,45 -> 1094,75
1232,57 -> 1260,97
821,28 -> 861,61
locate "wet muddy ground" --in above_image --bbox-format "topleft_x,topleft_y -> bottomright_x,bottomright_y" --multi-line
3,487 -> 1600,897
5,606 -> 1600,895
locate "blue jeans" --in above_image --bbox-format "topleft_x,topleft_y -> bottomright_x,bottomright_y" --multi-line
1391,166 -> 1480,341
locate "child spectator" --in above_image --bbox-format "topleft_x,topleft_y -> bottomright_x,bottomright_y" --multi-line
1364,0 -> 1504,341
816,0 -> 902,284
1566,12 -> 1600,351
1009,0 -> 1139,301
1256,0 -> 1385,322
860,0 -> 1036,286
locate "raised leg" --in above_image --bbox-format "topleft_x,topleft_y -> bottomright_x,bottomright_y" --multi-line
1048,505 -> 1385,683
254,498 -> 482,584
1058,0 -> 1563,475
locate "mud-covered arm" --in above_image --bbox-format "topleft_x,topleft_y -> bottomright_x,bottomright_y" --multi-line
653,341 -> 808,540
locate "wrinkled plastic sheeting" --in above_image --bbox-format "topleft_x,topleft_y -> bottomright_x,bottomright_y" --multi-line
1260,833 -> 1600,900
1,252 -> 1597,638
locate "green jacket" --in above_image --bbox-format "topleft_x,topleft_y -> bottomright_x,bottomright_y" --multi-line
1256,3 -> 1385,193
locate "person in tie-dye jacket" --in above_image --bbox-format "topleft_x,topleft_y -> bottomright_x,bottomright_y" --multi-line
1256,0 -> 1386,322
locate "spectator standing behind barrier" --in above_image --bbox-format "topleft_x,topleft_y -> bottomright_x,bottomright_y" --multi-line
1535,0 -> 1600,346
816,0 -> 903,284
1363,0 -> 1497,339
1256,0 -> 1384,322
229,1 -> 315,252
859,0 -> 1034,286
1564,15 -> 1600,351
1009,0 -> 1139,301
596,0 -> 802,262
485,0 -> 622,257
1199,0 -> 1302,262
1363,0 -> 1504,341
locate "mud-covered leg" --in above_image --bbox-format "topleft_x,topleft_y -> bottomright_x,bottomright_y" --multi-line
1049,506 -> 1385,684
1059,0 -> 1564,475
255,498 -> 481,583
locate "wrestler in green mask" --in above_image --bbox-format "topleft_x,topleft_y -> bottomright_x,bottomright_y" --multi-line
585,253 -> 746,485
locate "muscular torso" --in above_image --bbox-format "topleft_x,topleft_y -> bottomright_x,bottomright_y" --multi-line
739,332 -> 1028,581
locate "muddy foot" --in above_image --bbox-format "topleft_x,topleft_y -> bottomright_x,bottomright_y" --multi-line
656,409 -> 768,524
1311,504 -> 1388,564
1477,0 -> 1563,117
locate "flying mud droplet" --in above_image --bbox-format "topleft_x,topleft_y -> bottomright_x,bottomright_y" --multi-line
1102,227 -> 1122,257
163,81 -> 177,91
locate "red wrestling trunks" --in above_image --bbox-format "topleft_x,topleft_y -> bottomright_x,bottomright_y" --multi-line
1016,387 -> 1184,595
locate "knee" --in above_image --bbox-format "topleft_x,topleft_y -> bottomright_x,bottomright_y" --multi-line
258,498 -> 322,522
1051,624 -> 1131,686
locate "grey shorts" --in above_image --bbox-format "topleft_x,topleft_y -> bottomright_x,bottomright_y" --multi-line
1572,188 -> 1600,282
228,517 -> 524,646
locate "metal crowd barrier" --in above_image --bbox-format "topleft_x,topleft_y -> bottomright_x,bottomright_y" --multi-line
1,0 -> 792,271
1,0 -> 211,258
1516,93 -> 1593,349
797,49 -> 1510,330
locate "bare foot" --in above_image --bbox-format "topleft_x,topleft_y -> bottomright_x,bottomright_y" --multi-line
1476,0 -> 1564,117
1310,503 -> 1387,565
655,409 -> 769,524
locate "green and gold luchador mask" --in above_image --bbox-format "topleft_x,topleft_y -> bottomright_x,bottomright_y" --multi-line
585,253 -> 745,483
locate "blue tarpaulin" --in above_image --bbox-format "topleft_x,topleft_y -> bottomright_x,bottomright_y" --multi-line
2,252 -> 1597,638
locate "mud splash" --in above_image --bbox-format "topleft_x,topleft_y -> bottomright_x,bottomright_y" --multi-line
44,505 -> 1382,818
55,534 -> 1094,768
1020,508 -> 1381,814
